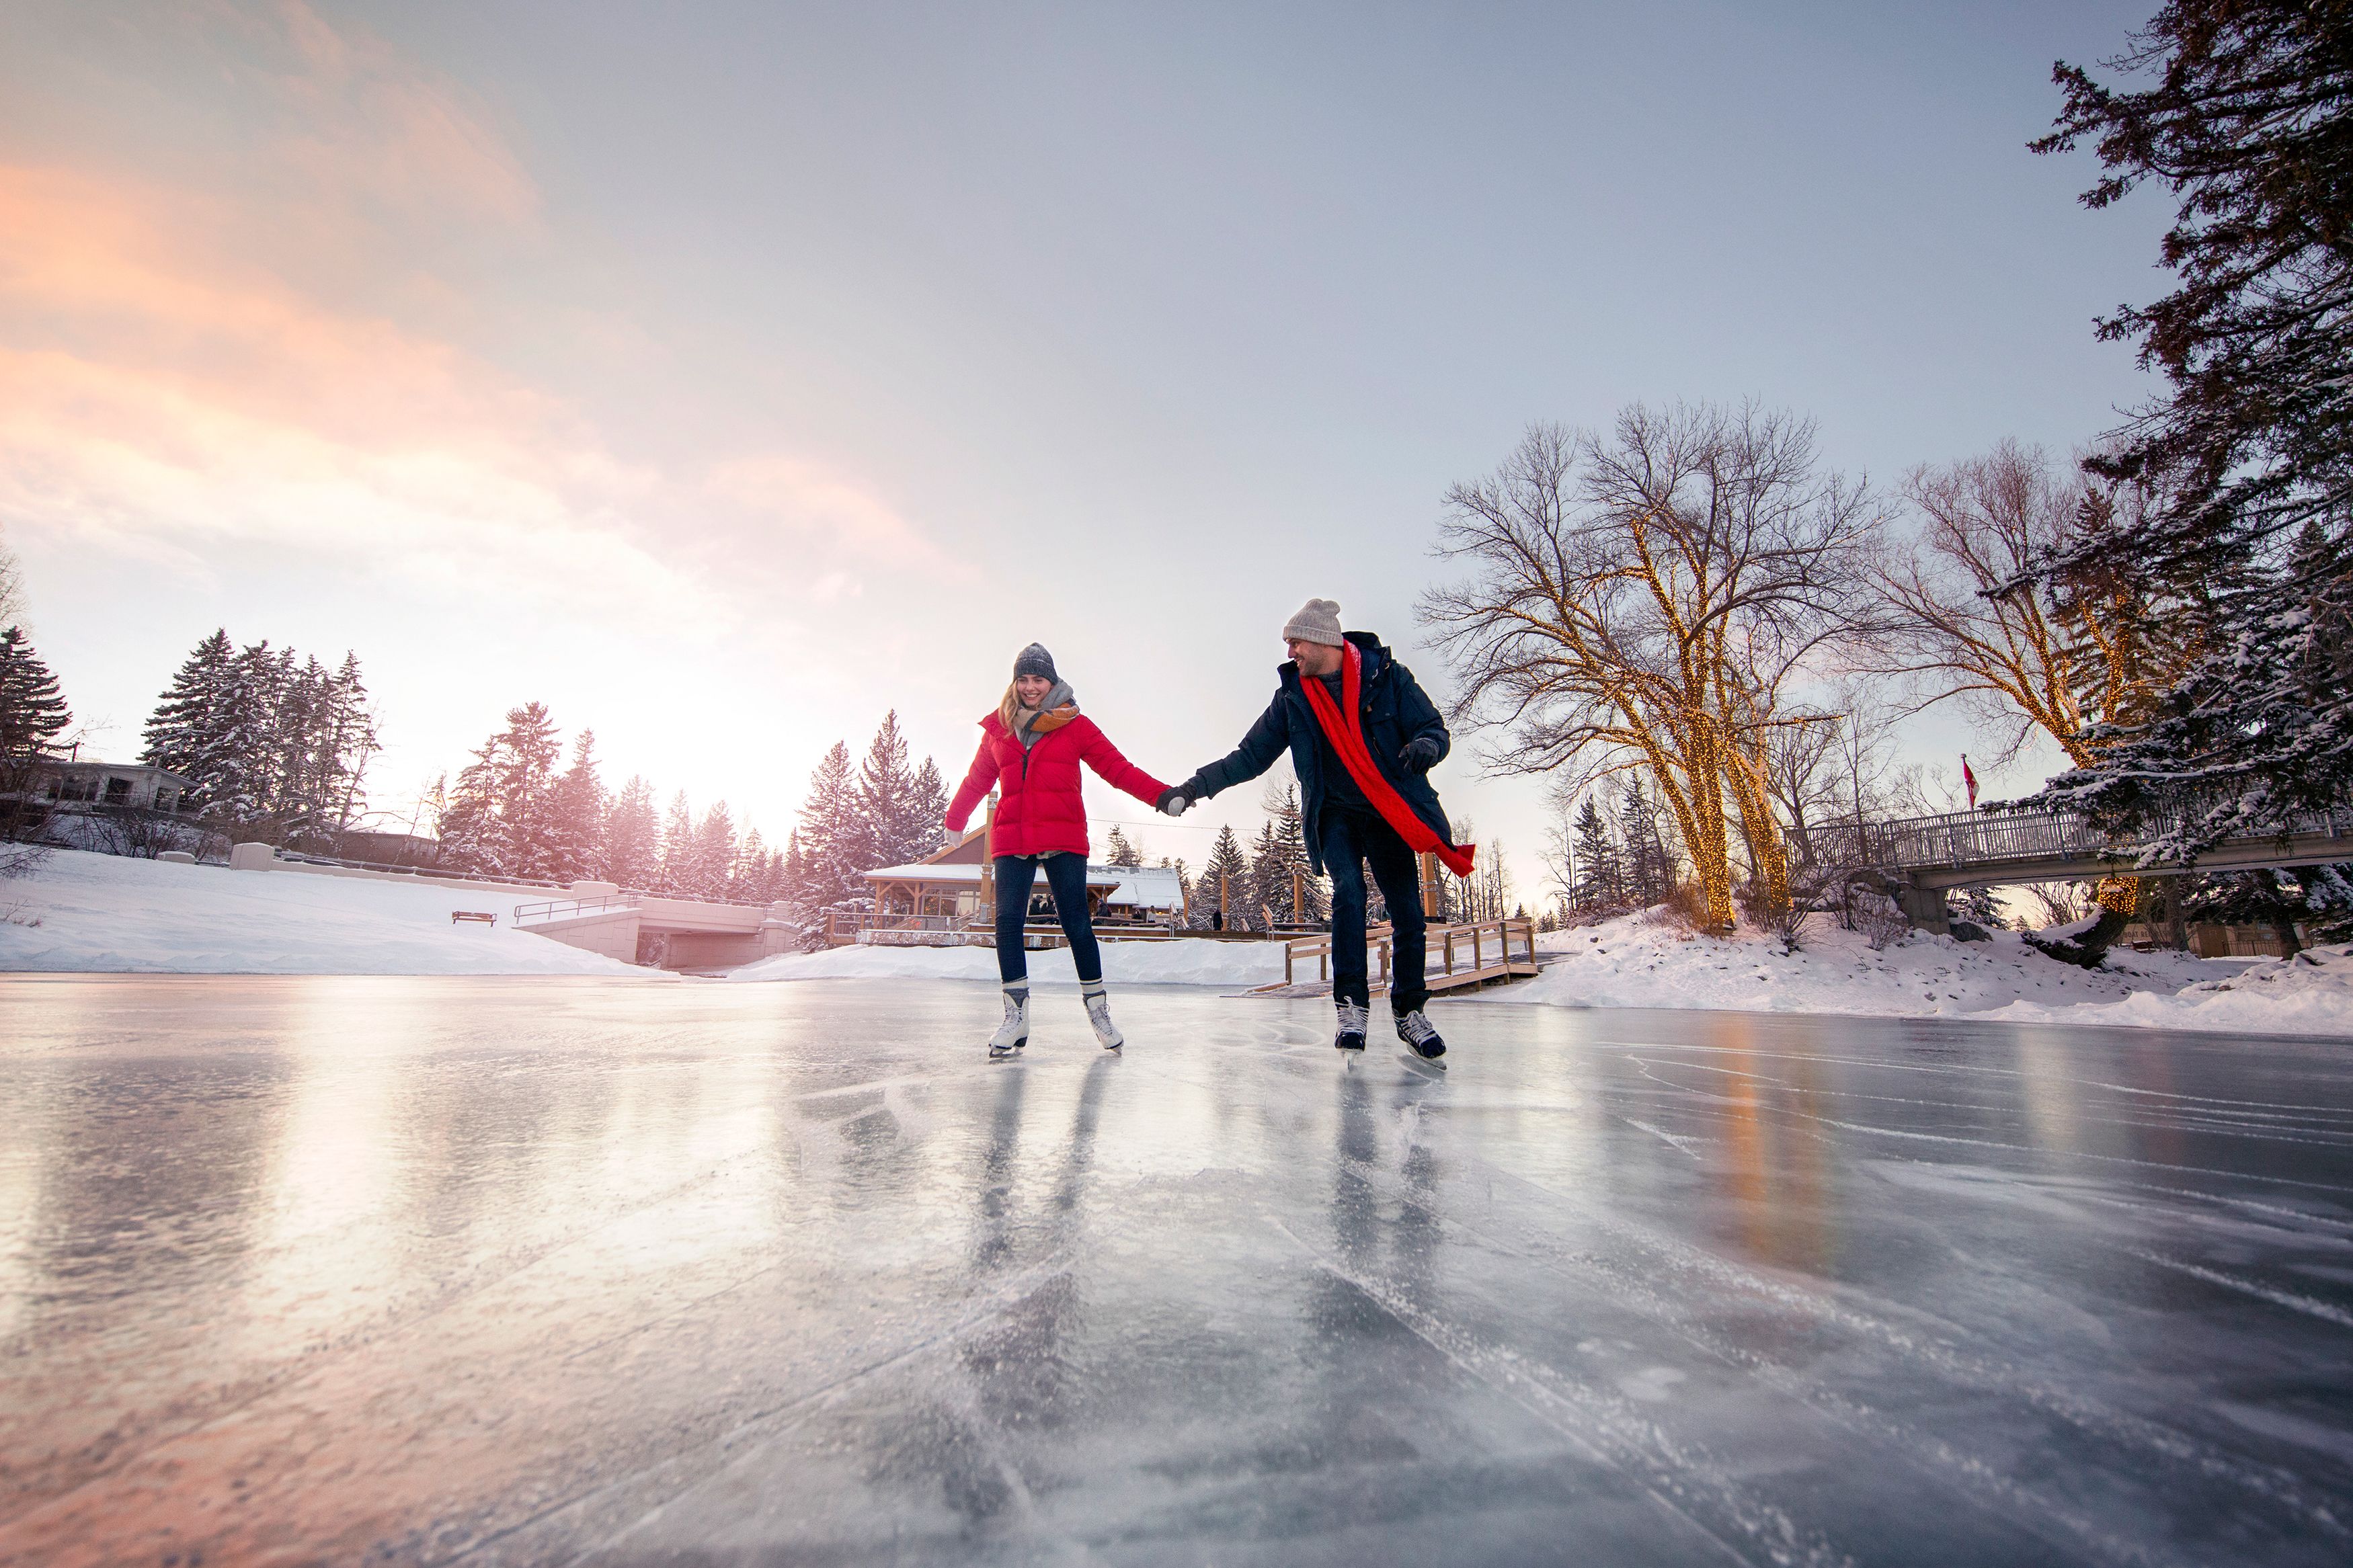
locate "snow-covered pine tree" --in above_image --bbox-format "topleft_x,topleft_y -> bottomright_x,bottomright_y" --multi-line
438,703 -> 565,876
656,790 -> 695,894
141,629 -> 235,810
1242,819 -> 1285,930
317,653 -> 376,832
1103,823 -> 1142,868
734,827 -> 769,901
852,712 -> 913,871
1950,884 -> 2003,930
602,775 -> 660,889
270,654 -> 329,829
1569,795 -> 1620,909
1263,782 -> 1324,921
548,730 -> 609,880
206,641 -> 287,823
1195,823 -> 1249,930
2029,7 -> 2353,850
908,755 -> 950,858
0,626 -> 72,761
1616,781 -> 1674,905
680,801 -> 736,899
795,741 -> 865,903
0,626 -> 67,843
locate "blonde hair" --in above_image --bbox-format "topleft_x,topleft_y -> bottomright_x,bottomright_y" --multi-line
998,681 -> 1022,732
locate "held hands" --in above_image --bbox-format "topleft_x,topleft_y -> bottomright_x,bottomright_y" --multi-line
1156,780 -> 1199,817
1403,736 -> 1443,774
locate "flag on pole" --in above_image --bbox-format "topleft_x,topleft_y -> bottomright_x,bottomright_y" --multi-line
1962,753 -> 1979,810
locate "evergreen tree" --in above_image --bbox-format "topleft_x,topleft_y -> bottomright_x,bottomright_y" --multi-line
2032,4 -> 2353,848
548,730 -> 609,880
734,827 -> 770,901
1616,781 -> 1673,905
656,790 -> 696,894
1265,784 -> 1324,921
0,626 -> 72,761
208,640 -> 286,821
438,702 -> 565,877
138,632 -> 376,832
1103,823 -> 1142,868
1243,819 -> 1284,930
141,629 -> 235,808
1195,823 -> 1250,930
910,755 -> 949,853
1570,796 -> 1621,909
603,775 -> 660,889
687,800 -> 739,899
795,741 -> 865,903
854,710 -> 913,870
1952,884 -> 2004,928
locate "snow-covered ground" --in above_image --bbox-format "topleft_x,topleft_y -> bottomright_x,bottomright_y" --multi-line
1503,909 -> 2353,1036
5,850 -> 2347,1035
728,937 -> 1288,987
0,848 -> 649,976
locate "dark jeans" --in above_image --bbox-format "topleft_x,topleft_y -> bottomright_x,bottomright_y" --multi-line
1320,807 -> 1427,1014
994,852 -> 1102,985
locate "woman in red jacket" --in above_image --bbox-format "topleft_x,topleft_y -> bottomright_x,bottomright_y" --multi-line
945,643 -> 1172,1059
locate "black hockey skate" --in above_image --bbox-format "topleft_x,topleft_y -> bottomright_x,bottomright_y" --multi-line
1395,1007 -> 1446,1061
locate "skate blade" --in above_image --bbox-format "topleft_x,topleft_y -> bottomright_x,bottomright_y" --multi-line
1397,1050 -> 1447,1075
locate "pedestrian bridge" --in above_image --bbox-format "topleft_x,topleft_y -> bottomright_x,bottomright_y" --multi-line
511,893 -> 800,969
1857,802 -> 2353,891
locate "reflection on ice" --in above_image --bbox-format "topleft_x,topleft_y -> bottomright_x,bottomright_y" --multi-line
0,975 -> 2348,1566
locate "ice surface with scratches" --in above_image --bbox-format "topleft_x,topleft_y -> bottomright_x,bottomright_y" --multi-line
729,934 -> 1288,987
1,975 -> 2348,1565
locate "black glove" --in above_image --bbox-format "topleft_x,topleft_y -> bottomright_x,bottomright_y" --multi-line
1403,736 -> 1443,774
1156,783 -> 1195,817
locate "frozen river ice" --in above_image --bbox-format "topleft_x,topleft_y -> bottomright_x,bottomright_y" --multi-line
1,976 -> 2350,1566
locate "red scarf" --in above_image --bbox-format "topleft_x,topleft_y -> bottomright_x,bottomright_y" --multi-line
1298,641 -> 1475,878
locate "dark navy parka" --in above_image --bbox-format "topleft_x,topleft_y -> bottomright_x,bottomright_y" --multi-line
1193,631 -> 1453,875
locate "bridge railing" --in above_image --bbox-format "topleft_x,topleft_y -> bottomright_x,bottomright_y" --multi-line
514,894 -> 639,926
1832,798 -> 2353,873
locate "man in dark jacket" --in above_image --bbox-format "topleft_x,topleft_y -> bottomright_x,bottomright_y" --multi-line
1160,597 -> 1456,1058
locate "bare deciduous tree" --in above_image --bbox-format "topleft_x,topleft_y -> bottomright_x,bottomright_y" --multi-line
1867,442 -> 2194,771
1421,405 -> 1879,931
1867,442 -> 2199,930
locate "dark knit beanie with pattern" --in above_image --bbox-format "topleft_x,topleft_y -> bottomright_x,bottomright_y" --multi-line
1013,643 -> 1059,682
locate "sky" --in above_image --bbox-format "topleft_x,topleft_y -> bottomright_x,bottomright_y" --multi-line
0,0 -> 2172,900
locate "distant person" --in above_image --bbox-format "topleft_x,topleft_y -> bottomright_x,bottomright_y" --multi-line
946,643 -> 1172,1059
1158,599 -> 1470,1059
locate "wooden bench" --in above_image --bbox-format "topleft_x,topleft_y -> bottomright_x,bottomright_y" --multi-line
451,911 -> 497,926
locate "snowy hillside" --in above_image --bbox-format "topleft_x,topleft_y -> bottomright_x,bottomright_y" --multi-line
0,849 -> 651,977
729,938 -> 1288,987
1495,910 -> 2352,1036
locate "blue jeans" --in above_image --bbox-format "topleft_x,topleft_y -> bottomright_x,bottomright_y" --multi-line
994,853 -> 1101,984
1320,807 -> 1428,1014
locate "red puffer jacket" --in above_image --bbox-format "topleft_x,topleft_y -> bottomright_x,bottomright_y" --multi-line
945,713 -> 1168,859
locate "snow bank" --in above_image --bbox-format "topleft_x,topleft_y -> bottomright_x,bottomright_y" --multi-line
729,937 -> 1289,988
1981,944 -> 2353,1036
0,849 -> 651,977
1494,911 -> 2349,1037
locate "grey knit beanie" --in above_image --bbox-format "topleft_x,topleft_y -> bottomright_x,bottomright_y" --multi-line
1012,642 -> 1058,682
1281,597 -> 1345,648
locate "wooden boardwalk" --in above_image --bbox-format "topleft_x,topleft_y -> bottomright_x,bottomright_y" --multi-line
1267,917 -> 1540,995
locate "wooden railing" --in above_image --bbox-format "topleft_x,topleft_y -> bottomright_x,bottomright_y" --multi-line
1281,917 -> 1540,991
